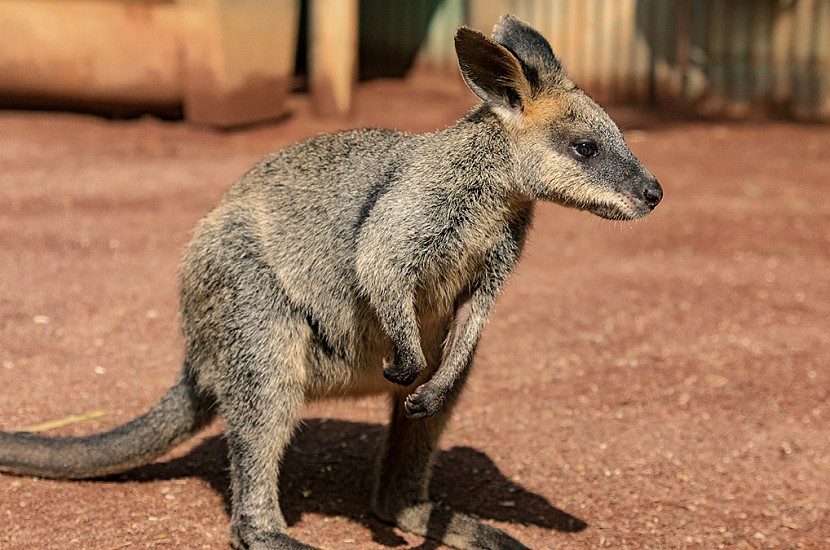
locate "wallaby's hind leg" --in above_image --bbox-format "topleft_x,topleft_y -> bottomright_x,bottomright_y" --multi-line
373,389 -> 529,550
211,312 -> 316,550
183,217 -> 318,549
223,381 -> 309,549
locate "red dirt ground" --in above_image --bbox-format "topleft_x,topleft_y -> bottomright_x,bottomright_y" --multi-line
1,76 -> 828,549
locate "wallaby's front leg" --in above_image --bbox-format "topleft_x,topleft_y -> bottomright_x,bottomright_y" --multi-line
356,257 -> 426,385
356,231 -> 429,386
375,288 -> 428,386
405,241 -> 519,420
403,286 -> 496,420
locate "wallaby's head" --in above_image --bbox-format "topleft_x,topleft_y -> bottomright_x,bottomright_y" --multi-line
456,15 -> 662,220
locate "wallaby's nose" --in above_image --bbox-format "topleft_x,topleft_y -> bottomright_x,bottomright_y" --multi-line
642,178 -> 663,210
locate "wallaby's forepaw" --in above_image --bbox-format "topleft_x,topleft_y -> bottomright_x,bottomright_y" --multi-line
383,364 -> 421,386
404,383 -> 444,420
383,355 -> 423,386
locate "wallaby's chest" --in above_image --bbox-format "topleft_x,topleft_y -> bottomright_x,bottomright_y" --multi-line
415,207 -> 519,313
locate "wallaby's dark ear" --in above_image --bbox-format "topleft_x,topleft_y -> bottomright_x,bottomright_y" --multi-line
491,14 -> 564,90
455,27 -> 532,117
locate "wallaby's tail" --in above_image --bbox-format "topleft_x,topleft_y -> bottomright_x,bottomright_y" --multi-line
0,371 -> 214,479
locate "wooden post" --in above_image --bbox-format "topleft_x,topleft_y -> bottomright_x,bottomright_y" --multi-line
180,0 -> 300,127
309,0 -> 359,117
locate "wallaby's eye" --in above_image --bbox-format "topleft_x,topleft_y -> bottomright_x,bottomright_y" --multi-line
571,140 -> 599,159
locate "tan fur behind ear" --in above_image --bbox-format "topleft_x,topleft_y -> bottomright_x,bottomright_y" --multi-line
521,89 -> 572,128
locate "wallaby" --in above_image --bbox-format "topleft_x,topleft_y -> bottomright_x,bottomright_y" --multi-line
0,15 -> 661,550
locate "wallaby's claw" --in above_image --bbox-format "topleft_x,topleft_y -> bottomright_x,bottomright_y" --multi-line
404,384 -> 443,420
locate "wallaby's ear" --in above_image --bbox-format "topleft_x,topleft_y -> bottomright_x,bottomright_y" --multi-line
491,15 -> 564,91
455,27 -> 532,117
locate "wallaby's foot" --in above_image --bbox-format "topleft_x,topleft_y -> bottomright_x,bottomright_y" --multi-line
382,355 -> 423,387
381,501 -> 529,550
404,382 -> 445,420
231,525 -> 319,550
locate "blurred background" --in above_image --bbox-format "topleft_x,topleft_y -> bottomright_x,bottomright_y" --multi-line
0,0 -> 828,126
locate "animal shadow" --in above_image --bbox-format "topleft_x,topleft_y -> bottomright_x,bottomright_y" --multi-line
112,418 -> 586,546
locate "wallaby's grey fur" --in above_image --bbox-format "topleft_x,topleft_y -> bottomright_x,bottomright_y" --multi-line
0,15 -> 662,550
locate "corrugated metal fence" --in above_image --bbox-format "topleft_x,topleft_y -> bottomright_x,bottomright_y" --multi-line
362,0 -> 830,121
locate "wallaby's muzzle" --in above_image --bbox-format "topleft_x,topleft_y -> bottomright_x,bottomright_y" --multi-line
586,174 -> 663,221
